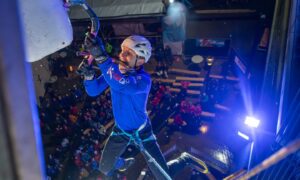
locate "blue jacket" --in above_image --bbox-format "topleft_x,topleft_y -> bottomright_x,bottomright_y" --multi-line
84,58 -> 151,130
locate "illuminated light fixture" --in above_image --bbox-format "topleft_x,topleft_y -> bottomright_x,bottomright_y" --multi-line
238,131 -> 249,140
199,125 -> 208,134
191,55 -> 204,64
169,0 -> 175,3
244,116 -> 260,128
207,56 -> 214,66
69,66 -> 73,72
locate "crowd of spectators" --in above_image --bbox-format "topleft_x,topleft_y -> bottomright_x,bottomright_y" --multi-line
40,75 -> 232,179
148,80 -> 206,136
39,83 -> 81,179
39,76 -> 114,179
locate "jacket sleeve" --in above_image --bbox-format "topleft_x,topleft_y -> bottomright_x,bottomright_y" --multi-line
84,75 -> 109,97
98,58 -> 151,95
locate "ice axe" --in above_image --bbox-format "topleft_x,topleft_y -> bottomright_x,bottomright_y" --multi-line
64,0 -> 100,65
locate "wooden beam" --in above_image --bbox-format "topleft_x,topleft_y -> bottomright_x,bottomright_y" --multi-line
173,82 -> 204,87
169,88 -> 180,92
176,76 -> 205,82
209,74 -> 239,81
226,76 -> 239,81
215,104 -> 231,111
156,79 -> 176,83
201,111 -> 216,118
187,90 -> 201,95
169,68 -> 201,76
209,74 -> 224,79
169,88 -> 201,95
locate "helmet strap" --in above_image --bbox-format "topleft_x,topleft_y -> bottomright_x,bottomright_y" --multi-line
116,56 -> 143,75
133,56 -> 138,69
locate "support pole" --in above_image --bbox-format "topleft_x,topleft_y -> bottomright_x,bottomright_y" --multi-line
0,0 -> 45,179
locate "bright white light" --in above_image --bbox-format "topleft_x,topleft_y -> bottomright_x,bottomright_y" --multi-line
215,152 -> 227,164
244,116 -> 260,128
169,0 -> 175,3
167,2 -> 186,17
238,131 -> 250,140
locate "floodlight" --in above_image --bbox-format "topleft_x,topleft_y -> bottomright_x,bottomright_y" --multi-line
238,131 -> 250,140
244,116 -> 260,128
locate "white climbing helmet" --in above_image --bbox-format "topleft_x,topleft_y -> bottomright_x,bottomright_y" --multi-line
121,35 -> 152,63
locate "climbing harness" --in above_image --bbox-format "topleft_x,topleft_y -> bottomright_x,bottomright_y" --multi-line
112,126 -> 172,180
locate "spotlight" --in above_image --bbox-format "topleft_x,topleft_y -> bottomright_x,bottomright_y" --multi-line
237,131 -> 250,140
169,0 -> 175,3
244,116 -> 260,128
199,125 -> 208,134
206,56 -> 214,66
141,171 -> 146,175
69,66 -> 74,72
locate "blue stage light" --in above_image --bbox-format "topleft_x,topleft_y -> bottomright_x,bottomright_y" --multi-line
238,131 -> 250,140
244,116 -> 260,128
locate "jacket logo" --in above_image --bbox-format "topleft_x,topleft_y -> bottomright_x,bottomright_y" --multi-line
107,67 -> 113,79
108,66 -> 121,81
119,78 -> 126,84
